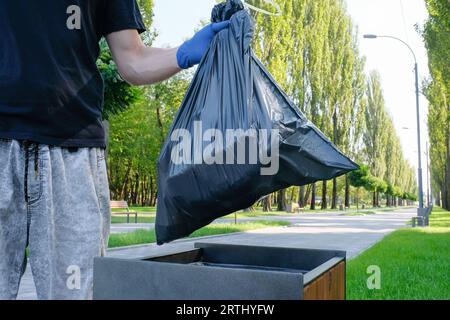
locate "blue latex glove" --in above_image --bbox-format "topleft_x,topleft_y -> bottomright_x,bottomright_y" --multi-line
177,21 -> 231,69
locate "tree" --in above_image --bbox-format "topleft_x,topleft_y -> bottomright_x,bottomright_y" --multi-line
252,0 -> 363,210
108,74 -> 190,204
364,72 -> 388,180
324,1 -> 356,210
346,30 -> 367,207
422,0 -> 450,209
348,165 -> 369,209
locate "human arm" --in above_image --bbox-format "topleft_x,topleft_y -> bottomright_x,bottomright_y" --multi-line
105,21 -> 230,86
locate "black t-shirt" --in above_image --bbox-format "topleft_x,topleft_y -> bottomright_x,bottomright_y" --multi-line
0,0 -> 146,147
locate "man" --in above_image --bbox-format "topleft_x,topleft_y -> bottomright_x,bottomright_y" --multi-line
0,0 -> 229,300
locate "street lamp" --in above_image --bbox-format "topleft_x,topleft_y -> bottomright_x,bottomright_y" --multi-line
402,127 -> 432,207
364,34 -> 425,219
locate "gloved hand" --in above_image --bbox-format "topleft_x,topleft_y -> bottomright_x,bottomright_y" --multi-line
177,21 -> 231,69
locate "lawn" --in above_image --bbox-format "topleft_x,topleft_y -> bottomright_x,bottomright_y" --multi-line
111,214 -> 156,224
108,220 -> 290,248
112,206 -> 156,213
347,207 -> 450,300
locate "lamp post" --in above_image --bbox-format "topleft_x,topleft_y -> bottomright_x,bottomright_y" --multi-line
364,34 -> 425,219
402,127 -> 431,207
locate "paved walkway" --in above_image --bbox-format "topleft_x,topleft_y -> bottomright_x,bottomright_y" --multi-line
109,208 -> 386,234
17,208 -> 416,299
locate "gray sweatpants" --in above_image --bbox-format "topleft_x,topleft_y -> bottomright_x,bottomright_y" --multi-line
0,139 -> 111,300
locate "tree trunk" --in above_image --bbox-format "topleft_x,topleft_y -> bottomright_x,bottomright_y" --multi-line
330,112 -> 338,211
149,175 -> 156,206
310,183 -> 316,210
435,190 -> 441,207
132,173 -> 139,205
445,123 -> 450,210
305,185 -> 311,207
263,194 -> 272,212
243,206 -> 255,212
445,164 -> 450,210
277,189 -> 287,211
298,186 -> 306,207
120,161 -> 133,201
331,178 -> 338,209
444,185 -> 449,210
344,176 -> 350,208
372,192 -> 376,208
141,175 -> 147,206
290,188 -> 296,203
321,181 -> 327,210
356,188 -> 360,211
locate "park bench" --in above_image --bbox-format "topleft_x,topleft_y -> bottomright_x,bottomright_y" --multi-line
286,203 -> 305,214
412,206 -> 433,227
411,216 -> 425,227
110,201 -> 138,224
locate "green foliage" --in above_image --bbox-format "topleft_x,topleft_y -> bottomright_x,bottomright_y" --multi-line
362,71 -> 417,203
348,165 -> 369,188
108,73 -> 191,203
98,40 -> 143,120
358,173 -> 381,193
98,1 -> 157,121
137,0 -> 158,44
422,0 -> 450,210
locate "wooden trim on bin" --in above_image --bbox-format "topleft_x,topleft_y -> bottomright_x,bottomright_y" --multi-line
303,261 -> 346,300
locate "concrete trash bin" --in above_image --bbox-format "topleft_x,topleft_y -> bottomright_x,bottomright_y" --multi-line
93,243 -> 346,300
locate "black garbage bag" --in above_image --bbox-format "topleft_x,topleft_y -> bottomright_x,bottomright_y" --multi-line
156,0 -> 358,245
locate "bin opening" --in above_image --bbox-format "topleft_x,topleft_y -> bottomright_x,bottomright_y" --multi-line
189,262 -> 309,274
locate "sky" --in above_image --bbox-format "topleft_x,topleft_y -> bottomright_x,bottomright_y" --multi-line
152,0 -> 430,182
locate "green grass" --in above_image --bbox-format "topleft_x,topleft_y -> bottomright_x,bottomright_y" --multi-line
108,220 -> 290,248
111,213 -> 156,224
112,206 -> 156,213
347,207 -> 450,300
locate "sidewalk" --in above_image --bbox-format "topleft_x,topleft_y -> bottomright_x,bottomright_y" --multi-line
17,208 -> 416,299
110,207 -> 412,234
